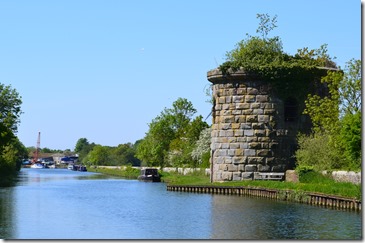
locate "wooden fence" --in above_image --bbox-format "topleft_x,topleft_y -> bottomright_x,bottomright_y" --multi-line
166,185 -> 361,211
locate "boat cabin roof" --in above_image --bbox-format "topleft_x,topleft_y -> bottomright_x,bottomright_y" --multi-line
140,168 -> 159,175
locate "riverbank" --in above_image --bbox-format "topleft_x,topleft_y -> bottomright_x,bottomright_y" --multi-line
87,166 -> 361,205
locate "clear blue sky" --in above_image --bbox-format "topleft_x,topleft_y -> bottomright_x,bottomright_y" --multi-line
0,0 -> 361,150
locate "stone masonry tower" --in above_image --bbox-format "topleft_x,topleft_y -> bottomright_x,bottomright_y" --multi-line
207,68 -> 329,182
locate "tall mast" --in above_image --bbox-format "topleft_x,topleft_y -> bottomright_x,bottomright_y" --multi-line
33,131 -> 41,163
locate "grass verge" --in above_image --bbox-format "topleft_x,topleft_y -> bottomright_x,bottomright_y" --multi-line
160,170 -> 361,200
85,166 -> 361,200
87,166 -> 140,179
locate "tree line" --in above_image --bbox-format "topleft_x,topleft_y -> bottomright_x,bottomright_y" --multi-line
0,84 -> 28,186
74,98 -> 211,169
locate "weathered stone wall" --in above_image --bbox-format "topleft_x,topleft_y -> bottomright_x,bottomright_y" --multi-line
209,82 -> 283,181
325,171 -> 361,185
207,68 -> 317,182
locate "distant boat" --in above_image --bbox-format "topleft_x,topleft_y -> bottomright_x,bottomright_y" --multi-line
68,164 -> 87,172
30,163 -> 44,169
138,168 -> 161,182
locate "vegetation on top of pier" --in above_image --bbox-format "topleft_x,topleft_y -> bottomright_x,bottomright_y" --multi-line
218,13 -> 337,102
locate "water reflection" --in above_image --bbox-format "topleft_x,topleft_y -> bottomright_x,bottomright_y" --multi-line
0,169 -> 362,240
0,188 -> 15,238
210,194 -> 362,240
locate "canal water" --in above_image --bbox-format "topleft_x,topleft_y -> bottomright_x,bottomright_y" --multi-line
0,168 -> 361,240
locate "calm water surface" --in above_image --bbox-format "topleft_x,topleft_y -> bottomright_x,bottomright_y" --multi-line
0,168 -> 362,239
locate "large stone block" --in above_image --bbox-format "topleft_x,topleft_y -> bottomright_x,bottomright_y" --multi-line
224,157 -> 233,164
250,103 -> 261,109
249,142 -> 261,149
244,149 -> 256,156
244,129 -> 254,136
246,115 -> 257,123
233,156 -> 247,164
247,157 -> 265,164
234,149 -> 244,156
258,164 -> 271,172
218,97 -> 226,104
285,170 -> 299,183
257,149 -> 272,157
227,164 -> 238,172
241,172 -> 253,180
256,95 -> 268,102
229,143 -> 240,149
247,88 -> 258,95
245,165 -> 257,172
254,129 -> 266,136
232,172 -> 242,181
237,88 -> 247,95
222,172 -> 233,181
222,104 -> 231,110
234,115 -> 246,123
258,115 -> 270,123
236,103 -> 250,110
245,95 -> 256,102
272,164 -> 286,172
253,109 -> 264,115
233,95 -> 244,103
234,129 -> 244,137
228,149 -> 236,156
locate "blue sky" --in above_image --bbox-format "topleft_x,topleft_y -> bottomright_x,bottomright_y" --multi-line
0,0 -> 361,150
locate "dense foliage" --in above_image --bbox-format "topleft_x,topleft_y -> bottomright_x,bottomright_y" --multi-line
136,98 -> 209,168
0,83 -> 27,186
219,14 -> 336,101
297,59 -> 361,171
74,139 -> 141,167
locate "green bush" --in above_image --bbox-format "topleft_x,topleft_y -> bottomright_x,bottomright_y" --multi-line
339,112 -> 361,170
295,133 -> 345,171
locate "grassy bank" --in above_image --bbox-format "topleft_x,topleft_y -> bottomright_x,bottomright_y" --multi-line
86,166 -> 361,200
160,170 -> 361,200
87,166 -> 140,179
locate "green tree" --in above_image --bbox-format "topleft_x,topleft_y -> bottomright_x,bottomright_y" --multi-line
340,111 -> 361,169
111,143 -> 141,166
0,84 -> 23,133
0,84 -> 24,186
136,115 -> 175,168
191,127 -> 211,168
256,13 -> 277,40
297,59 -> 361,171
75,138 -> 89,153
339,59 -> 361,116
136,98 -> 208,168
74,138 -> 95,163
88,145 -> 111,166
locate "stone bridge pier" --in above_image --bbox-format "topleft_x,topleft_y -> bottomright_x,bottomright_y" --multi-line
207,68 -> 327,182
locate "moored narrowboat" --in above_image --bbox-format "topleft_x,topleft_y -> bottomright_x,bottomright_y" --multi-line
138,168 -> 161,182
